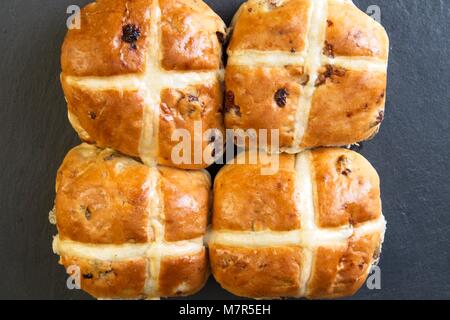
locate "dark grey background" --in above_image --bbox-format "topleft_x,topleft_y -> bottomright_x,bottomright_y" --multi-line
0,0 -> 449,300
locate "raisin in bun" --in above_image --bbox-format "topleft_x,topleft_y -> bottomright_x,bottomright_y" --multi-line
52,144 -> 211,299
208,148 -> 386,299
225,0 -> 389,152
61,0 -> 226,169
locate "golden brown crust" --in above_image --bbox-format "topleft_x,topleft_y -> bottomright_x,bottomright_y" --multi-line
311,148 -> 381,228
61,76 -> 144,157
158,80 -> 223,169
305,243 -> 347,298
225,65 -> 304,148
210,245 -> 303,298
159,0 -> 226,70
61,0 -> 152,77
228,0 -> 312,52
158,249 -> 208,296
159,166 -> 210,241
56,145 -> 153,244
325,1 -> 389,59
60,255 -> 147,299
213,154 -> 301,231
302,68 -> 386,148
307,231 -> 382,299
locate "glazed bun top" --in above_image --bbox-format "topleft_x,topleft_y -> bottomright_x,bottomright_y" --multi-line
213,148 -> 382,231
228,0 -> 388,58
62,0 -> 226,76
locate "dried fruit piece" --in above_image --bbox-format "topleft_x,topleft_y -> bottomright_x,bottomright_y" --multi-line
224,91 -> 234,112
376,110 -> 385,124
268,0 -> 282,8
315,65 -> 346,87
231,105 -> 241,116
376,91 -> 386,104
225,91 -> 242,116
370,110 -> 385,128
274,88 -> 289,107
323,41 -> 335,58
187,94 -> 199,102
336,155 -> 352,176
83,206 -> 92,220
122,24 -> 141,49
178,94 -> 202,118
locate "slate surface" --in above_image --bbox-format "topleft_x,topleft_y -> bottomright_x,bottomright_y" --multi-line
0,0 -> 449,300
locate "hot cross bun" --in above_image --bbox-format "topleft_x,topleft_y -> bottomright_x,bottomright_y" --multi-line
209,148 -> 386,298
225,0 -> 389,152
61,0 -> 226,169
52,144 -> 211,299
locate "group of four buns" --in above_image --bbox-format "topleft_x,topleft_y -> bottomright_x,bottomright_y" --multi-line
52,0 -> 389,299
